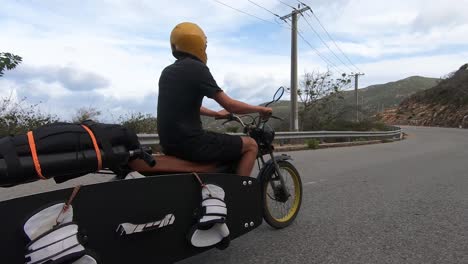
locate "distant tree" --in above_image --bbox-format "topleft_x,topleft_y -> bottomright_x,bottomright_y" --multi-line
295,70 -> 351,130
72,107 -> 102,123
440,71 -> 456,81
119,112 -> 157,134
0,52 -> 22,77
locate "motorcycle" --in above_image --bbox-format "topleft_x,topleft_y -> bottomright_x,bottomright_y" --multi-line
213,86 -> 302,228
0,87 -> 302,263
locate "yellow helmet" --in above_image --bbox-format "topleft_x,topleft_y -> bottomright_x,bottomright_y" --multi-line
170,22 -> 208,64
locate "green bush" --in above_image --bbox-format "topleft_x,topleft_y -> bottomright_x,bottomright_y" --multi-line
118,112 -> 157,134
305,139 -> 320,149
72,107 -> 101,123
226,126 -> 239,133
0,97 -> 59,137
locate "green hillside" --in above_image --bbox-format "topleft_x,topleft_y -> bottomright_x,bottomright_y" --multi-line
341,76 -> 439,114
202,76 -> 439,132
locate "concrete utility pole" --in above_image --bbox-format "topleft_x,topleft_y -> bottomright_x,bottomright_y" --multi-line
280,5 -> 310,131
353,73 -> 364,122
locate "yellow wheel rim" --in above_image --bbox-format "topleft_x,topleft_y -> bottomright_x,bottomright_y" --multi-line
266,166 -> 301,223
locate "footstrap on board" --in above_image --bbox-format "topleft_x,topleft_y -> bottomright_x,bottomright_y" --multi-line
23,202 -> 99,264
198,197 -> 228,227
188,180 -> 230,249
25,222 -> 85,264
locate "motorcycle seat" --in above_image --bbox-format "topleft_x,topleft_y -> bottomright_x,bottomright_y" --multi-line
129,154 -> 234,175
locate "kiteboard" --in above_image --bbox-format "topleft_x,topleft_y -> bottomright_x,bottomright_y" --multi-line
0,173 -> 262,263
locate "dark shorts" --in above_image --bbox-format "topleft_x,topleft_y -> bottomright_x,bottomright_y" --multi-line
162,131 -> 243,163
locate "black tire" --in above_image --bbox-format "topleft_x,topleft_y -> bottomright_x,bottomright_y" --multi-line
262,160 -> 302,229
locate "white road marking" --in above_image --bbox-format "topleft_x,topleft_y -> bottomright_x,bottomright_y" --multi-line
304,181 -> 317,186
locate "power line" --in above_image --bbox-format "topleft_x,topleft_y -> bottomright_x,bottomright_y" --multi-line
281,11 -> 346,75
306,11 -> 361,72
212,0 -> 278,25
297,30 -> 344,75
300,13 -> 354,72
296,0 -> 361,72
247,0 -> 281,18
212,0 -> 345,75
277,0 -> 297,9
295,0 -> 308,6
210,1 -> 291,57
282,18 -> 342,74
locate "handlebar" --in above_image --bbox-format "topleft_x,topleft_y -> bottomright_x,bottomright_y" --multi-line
214,86 -> 284,127
270,115 -> 283,121
216,114 -> 247,127
215,112 -> 282,129
214,113 -> 234,121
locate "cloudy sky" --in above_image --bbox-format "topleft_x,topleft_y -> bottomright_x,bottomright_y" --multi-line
1,0 -> 468,121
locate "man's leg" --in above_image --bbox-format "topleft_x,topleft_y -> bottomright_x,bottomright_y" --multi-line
237,137 -> 258,176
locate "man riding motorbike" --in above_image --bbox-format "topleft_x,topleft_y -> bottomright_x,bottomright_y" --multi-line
157,22 -> 272,176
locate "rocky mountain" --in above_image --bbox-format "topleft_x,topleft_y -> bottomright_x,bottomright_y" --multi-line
378,64 -> 468,128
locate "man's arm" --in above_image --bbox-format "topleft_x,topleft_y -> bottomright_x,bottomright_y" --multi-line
212,91 -> 272,116
200,106 -> 219,117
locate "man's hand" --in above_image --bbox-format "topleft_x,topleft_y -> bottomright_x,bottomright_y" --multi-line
215,109 -> 231,119
259,107 -> 273,119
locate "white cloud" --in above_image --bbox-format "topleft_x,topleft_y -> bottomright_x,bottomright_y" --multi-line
328,24 -> 468,58
300,0 -> 468,62
358,52 -> 468,87
411,1 -> 468,32
1,0 -> 467,121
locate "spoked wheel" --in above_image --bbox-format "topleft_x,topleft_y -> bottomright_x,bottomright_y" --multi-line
262,160 -> 302,229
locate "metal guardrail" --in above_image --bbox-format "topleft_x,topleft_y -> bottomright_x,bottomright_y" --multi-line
137,127 -> 402,146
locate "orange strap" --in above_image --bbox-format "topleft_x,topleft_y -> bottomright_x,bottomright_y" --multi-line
27,131 -> 47,180
81,125 -> 102,171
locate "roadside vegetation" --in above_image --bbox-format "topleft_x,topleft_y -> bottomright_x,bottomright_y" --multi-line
203,70 -> 394,133
305,139 -> 320,149
0,52 -> 158,136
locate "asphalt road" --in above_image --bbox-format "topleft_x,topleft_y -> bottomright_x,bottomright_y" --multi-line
180,126 -> 468,264
1,126 -> 467,263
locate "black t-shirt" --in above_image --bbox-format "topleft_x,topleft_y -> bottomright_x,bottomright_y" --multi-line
157,54 -> 222,146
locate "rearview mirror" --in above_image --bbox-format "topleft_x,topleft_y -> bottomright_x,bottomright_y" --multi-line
266,86 -> 285,107
272,86 -> 285,102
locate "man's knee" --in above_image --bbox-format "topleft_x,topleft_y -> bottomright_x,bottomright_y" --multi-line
241,137 -> 258,153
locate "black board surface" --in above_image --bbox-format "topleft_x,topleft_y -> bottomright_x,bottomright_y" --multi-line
0,173 -> 263,263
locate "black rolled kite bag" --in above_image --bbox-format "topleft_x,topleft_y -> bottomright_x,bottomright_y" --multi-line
0,120 -> 140,187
